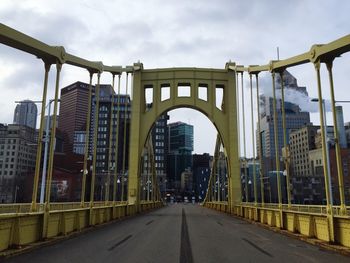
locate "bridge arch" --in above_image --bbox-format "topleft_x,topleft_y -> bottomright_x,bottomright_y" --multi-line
128,63 -> 241,211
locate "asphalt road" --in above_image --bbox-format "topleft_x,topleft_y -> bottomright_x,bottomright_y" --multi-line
2,204 -> 350,263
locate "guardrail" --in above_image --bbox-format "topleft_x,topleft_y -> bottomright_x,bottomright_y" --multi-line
204,202 -> 350,248
0,201 -> 163,252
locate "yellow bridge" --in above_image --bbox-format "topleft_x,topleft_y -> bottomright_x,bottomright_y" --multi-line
1,23 -> 350,261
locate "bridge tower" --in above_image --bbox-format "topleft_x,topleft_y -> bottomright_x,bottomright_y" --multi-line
127,62 -> 241,213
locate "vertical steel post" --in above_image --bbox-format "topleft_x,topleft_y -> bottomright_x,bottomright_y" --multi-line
40,100 -> 51,204
271,72 -> 283,207
31,62 -> 51,211
81,72 -> 93,206
40,99 -> 54,204
90,72 -> 101,210
217,161 -> 221,202
240,72 -> 249,202
314,61 -> 334,242
45,62 -> 62,204
249,74 -> 258,205
236,72 -> 241,159
121,73 -> 129,202
113,74 -> 122,202
147,146 -> 150,201
279,71 -> 292,208
106,74 -> 116,203
42,62 -> 61,239
326,61 -> 346,214
255,74 -> 265,205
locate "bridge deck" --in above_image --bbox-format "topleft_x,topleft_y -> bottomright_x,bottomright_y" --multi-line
3,204 -> 349,263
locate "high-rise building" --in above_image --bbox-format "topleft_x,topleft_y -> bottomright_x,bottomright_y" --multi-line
309,118 -> 350,205
13,100 -> 37,129
335,106 -> 347,148
345,122 -> 350,147
193,153 -> 212,201
167,122 -> 193,191
151,113 -> 169,193
90,86 -> 131,172
257,70 -> 311,174
90,86 -> 131,200
289,125 -> 325,204
289,125 -> 319,177
59,81 -> 93,154
0,124 -> 37,203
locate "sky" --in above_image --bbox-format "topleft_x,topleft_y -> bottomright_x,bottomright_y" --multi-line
1,0 -> 350,156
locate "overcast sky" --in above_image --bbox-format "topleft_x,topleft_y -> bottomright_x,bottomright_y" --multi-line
1,0 -> 350,156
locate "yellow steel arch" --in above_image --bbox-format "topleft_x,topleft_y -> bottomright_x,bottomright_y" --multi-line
128,62 -> 240,212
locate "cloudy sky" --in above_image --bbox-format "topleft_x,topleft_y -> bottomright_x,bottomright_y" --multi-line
1,0 -> 350,156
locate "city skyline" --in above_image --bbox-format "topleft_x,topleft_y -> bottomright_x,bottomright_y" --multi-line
1,0 -> 350,156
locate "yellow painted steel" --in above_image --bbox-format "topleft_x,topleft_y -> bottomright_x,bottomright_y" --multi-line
89,73 -> 101,225
1,23 -> 350,252
235,72 -> 241,167
31,62 -> 51,211
81,72 -> 94,206
128,63 -> 241,211
326,61 -> 346,215
42,62 -> 62,238
255,74 -> 265,206
240,72 -> 249,203
106,74 -> 116,203
279,71 -> 292,207
249,74 -> 258,205
45,62 -> 62,203
121,73 -> 130,202
204,135 -> 221,203
314,61 -> 335,242
0,202 -> 162,252
113,75 -> 122,202
271,72 -> 284,229
206,201 -> 350,247
271,73 -> 283,207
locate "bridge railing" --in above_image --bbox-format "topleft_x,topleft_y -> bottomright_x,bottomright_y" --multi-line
0,200 -> 163,252
205,201 -> 350,248
204,32 -> 350,249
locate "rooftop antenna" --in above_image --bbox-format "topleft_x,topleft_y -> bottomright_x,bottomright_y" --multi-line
277,47 -> 280,60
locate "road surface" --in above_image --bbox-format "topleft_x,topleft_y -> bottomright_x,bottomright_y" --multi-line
2,204 -> 349,263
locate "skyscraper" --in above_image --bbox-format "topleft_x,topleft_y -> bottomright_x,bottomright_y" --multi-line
90,85 -> 131,176
151,113 -> 169,193
335,105 -> 347,148
13,100 -> 37,129
257,70 -> 311,174
59,81 -> 93,154
89,85 -> 131,200
193,153 -> 212,201
167,121 -> 193,191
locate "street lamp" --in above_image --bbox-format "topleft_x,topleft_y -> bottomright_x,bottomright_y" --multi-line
40,99 -> 60,204
310,98 -> 333,205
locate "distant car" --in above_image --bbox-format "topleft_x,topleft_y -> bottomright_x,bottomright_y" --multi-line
184,196 -> 189,203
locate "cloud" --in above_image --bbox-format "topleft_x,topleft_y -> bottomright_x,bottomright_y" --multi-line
1,0 -> 350,155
